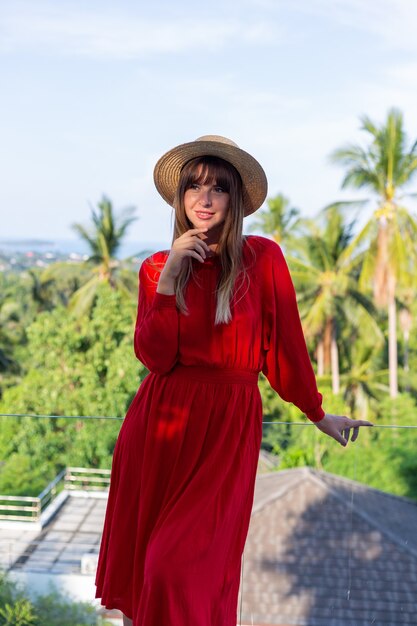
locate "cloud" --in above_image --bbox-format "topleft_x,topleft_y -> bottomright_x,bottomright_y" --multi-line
0,1 -> 278,58
277,0 -> 417,53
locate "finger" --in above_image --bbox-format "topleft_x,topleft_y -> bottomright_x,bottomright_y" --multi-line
176,239 -> 208,257
193,241 -> 209,257
187,250 -> 206,263
178,235 -> 209,254
192,237 -> 211,252
351,427 -> 360,442
183,241 -> 206,259
349,419 -> 374,427
343,428 -> 350,443
339,436 -> 348,447
186,228 -> 209,235
334,431 -> 347,447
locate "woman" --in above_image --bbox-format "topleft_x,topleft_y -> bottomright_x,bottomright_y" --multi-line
95,135 -> 372,626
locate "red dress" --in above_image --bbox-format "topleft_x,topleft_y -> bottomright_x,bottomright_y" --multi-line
95,235 -> 324,625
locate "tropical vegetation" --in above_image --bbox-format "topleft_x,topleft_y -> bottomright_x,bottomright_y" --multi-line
330,108 -> 417,397
0,108 -> 417,507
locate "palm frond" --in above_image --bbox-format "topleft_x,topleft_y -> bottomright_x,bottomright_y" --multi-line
68,276 -> 100,318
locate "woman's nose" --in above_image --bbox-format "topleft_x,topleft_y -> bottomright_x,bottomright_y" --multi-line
199,190 -> 212,207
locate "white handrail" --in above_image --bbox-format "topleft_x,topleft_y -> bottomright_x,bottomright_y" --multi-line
0,466 -> 110,522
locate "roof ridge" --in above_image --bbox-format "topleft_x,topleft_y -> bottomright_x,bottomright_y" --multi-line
307,469 -> 417,560
252,467 -> 309,514
308,467 -> 417,506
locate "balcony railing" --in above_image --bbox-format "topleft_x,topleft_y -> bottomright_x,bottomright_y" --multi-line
0,467 -> 110,523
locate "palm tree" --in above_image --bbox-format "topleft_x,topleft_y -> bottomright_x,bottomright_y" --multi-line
331,108 -> 417,397
248,193 -> 300,247
70,196 -> 138,315
288,204 -> 381,394
338,325 -> 388,419
28,265 -> 89,311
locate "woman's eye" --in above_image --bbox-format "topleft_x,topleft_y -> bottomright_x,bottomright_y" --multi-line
189,183 -> 200,190
214,186 -> 225,193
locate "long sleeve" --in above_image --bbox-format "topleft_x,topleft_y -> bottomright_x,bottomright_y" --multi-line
261,241 -> 324,422
134,254 -> 179,375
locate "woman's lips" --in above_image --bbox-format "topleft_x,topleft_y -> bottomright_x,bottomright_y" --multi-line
195,212 -> 214,220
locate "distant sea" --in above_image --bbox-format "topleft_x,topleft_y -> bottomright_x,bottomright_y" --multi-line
0,238 -> 170,259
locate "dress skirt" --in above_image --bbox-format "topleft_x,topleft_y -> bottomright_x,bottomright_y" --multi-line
95,364 -> 263,625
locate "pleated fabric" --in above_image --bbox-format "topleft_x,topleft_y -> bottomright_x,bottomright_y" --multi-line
95,235 -> 324,625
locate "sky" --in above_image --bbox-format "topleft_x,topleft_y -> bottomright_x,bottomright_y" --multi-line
1,0 -> 417,246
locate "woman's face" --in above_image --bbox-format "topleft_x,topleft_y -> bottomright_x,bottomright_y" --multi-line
184,173 -> 230,232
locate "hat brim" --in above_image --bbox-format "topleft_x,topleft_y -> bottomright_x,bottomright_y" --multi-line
153,139 -> 267,217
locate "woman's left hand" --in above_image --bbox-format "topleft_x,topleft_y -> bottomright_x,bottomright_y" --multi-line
314,413 -> 373,447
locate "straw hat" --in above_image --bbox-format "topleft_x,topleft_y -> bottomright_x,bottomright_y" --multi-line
153,135 -> 268,216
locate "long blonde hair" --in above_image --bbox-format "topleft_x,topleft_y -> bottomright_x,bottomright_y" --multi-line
172,156 -> 248,325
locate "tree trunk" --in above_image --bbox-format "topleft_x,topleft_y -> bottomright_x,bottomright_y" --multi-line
374,218 -> 389,307
403,331 -> 410,392
317,341 -> 324,376
331,321 -> 340,394
375,216 -> 398,397
387,274 -> 398,398
323,320 -> 332,374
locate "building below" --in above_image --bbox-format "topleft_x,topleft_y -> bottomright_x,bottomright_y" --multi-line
1,466 -> 417,625
241,467 -> 417,626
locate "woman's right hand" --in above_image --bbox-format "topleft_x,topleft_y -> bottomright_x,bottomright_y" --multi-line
157,228 -> 211,294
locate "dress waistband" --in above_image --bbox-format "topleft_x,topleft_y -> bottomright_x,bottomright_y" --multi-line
171,364 -> 259,386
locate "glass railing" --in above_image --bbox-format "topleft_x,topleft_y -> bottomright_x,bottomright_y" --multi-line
0,413 -> 416,626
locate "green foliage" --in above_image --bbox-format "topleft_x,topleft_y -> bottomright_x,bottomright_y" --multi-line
33,589 -> 96,626
72,195 -> 137,264
264,390 -> 417,501
370,395 -> 417,498
0,283 -> 145,495
331,108 -> 417,397
0,573 -> 98,626
29,264 -> 93,312
0,598 -> 36,626
0,273 -> 33,394
288,204 -> 381,371
248,192 -> 300,247
331,108 -> 417,198
318,395 -> 417,499
2,113 -> 417,507
70,196 -> 139,316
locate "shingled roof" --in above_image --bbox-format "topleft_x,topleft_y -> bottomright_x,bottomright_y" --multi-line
239,467 -> 417,626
